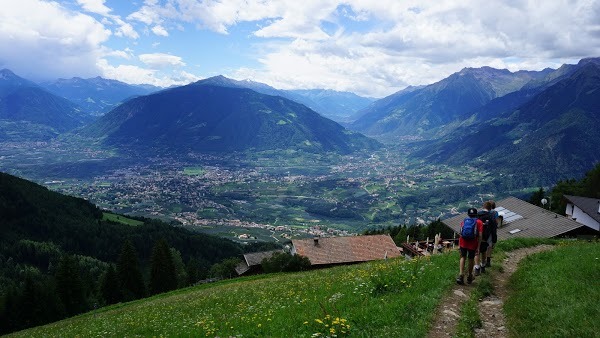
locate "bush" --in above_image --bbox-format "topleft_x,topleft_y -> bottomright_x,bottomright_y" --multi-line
261,252 -> 311,273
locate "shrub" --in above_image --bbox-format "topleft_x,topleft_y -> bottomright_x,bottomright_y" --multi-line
261,252 -> 311,273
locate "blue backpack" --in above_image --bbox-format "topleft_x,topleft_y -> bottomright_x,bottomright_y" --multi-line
461,217 -> 478,240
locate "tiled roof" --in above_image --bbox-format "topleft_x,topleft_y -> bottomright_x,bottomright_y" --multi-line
244,250 -> 284,267
442,196 -> 585,240
235,250 -> 284,275
292,234 -> 401,266
564,195 -> 600,224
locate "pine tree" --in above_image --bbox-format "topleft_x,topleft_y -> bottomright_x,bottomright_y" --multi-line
528,187 -> 546,207
100,264 -> 122,305
55,255 -> 86,316
169,248 -> 188,288
116,240 -> 145,301
186,257 -> 200,285
149,239 -> 177,295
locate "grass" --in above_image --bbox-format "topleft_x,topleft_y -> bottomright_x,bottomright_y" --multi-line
504,241 -> 600,337
494,237 -> 558,253
454,271 -> 493,338
102,212 -> 144,226
455,297 -> 481,338
182,167 -> 206,175
454,237 -> 557,338
7,253 -> 459,337
7,239 -> 597,337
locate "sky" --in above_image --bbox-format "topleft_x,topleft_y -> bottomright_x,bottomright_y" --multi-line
1,0 -> 600,98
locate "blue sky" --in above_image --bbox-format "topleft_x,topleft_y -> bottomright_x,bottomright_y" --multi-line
1,0 -> 600,97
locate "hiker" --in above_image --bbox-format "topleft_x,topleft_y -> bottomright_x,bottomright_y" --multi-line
474,201 -> 494,275
486,200 -> 499,267
457,208 -> 483,285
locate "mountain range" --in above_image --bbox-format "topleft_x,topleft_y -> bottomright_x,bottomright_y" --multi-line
350,66 -> 553,138
0,69 -> 90,141
412,59 -> 600,183
81,77 -> 381,154
347,58 -> 600,183
41,77 -> 160,116
183,75 -> 374,122
1,57 -> 599,183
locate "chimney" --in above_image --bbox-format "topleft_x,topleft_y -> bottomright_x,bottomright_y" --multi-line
313,237 -> 319,245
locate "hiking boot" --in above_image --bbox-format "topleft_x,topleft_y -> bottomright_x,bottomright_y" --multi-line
467,274 -> 474,284
474,266 -> 481,276
456,275 -> 464,285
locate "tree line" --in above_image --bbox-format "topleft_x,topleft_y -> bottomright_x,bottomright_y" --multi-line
0,172 -> 257,334
528,162 -> 600,212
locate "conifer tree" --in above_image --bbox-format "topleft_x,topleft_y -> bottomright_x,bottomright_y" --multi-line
55,255 -> 86,316
149,239 -> 177,295
186,257 -> 201,285
116,240 -> 145,301
169,248 -> 188,288
100,264 -> 122,305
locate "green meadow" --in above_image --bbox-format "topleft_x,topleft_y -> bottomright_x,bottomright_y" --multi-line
504,241 -> 600,337
7,240 -> 599,337
182,167 -> 206,176
102,212 -> 144,226
8,253 -> 457,337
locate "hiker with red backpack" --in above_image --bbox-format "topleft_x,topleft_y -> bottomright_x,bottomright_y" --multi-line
456,208 -> 484,285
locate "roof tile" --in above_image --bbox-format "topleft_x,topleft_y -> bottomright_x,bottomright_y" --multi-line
292,234 -> 401,265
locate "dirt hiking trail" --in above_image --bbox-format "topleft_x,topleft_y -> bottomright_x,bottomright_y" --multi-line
427,245 -> 554,338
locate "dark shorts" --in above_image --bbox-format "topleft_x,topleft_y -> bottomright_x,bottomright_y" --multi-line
459,247 -> 476,259
479,241 -> 489,252
491,231 -> 498,244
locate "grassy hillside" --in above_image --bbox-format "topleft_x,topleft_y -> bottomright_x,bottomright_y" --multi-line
8,253 -> 458,337
0,172 -> 245,334
8,239 -> 599,337
505,241 -> 600,337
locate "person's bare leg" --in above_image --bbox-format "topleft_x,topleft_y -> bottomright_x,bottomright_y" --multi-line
486,245 -> 493,266
468,258 -> 475,277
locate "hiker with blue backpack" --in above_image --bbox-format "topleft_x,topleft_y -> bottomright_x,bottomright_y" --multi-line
456,208 -> 484,285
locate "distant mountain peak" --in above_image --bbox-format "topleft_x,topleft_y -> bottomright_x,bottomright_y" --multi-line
83,83 -> 380,154
578,57 -> 600,66
458,66 -> 511,77
0,68 -> 18,79
194,75 -> 242,88
0,69 -> 38,89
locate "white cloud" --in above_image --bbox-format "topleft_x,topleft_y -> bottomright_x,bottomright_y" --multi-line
103,47 -> 134,59
151,25 -> 169,37
127,0 -> 337,36
174,70 -> 201,83
231,0 -> 600,96
139,53 -> 185,68
98,58 -> 159,85
2,0 -> 600,97
120,0 -> 600,96
76,0 -> 111,16
97,59 -> 196,87
0,0 -> 110,81
113,17 -> 140,39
